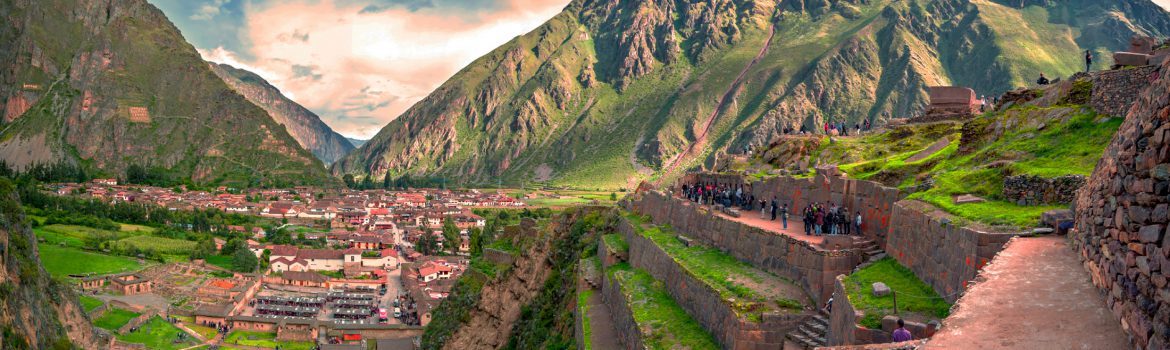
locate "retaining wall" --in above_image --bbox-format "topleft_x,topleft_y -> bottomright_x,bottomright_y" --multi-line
1002,174 -> 1086,206
599,269 -> 644,350
632,192 -> 860,303
885,201 -> 1019,303
1089,65 -> 1159,118
617,219 -> 802,350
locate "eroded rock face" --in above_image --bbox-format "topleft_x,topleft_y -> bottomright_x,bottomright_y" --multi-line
1073,57 -> 1170,350
0,181 -> 101,349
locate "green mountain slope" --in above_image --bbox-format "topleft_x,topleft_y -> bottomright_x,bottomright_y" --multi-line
209,63 -> 355,165
0,0 -> 333,186
333,0 -> 1170,190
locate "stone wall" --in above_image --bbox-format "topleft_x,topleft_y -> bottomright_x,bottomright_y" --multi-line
1090,65 -> 1159,118
829,276 -> 864,346
631,192 -> 861,303
599,268 -> 644,350
1072,58 -> 1170,349
617,219 -> 802,349
481,248 -> 516,266
1002,174 -> 1086,206
747,174 -> 902,246
886,200 -> 1019,303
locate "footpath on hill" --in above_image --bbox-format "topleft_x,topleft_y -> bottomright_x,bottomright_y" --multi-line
924,236 -> 1127,349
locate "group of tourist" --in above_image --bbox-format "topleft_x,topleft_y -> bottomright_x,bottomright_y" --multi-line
1038,50 -> 1095,86
679,182 -> 754,210
799,202 -> 861,236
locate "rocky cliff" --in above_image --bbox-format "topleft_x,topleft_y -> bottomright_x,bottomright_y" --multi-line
0,0 -> 332,186
333,0 -> 1170,190
0,180 -> 101,349
209,63 -> 354,165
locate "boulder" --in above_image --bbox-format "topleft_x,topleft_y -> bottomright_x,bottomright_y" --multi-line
872,282 -> 891,297
953,194 -> 986,204
1114,52 -> 1153,67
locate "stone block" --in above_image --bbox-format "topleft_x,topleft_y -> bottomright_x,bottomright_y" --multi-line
873,282 -> 890,297
1138,225 -> 1164,243
1114,52 -> 1153,67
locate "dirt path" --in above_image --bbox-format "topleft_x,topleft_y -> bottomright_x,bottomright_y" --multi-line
925,236 -> 1128,349
583,285 -> 621,349
656,24 -> 777,185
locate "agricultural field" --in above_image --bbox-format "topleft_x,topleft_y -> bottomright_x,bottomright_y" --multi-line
224,331 -> 314,350
112,235 -> 197,255
204,255 -> 234,270
92,308 -> 141,330
79,295 -> 104,312
38,244 -> 142,277
117,316 -> 200,350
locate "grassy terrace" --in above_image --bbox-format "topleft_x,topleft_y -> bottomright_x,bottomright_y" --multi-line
843,258 -> 951,329
39,244 -> 142,277
607,263 -> 720,350
224,330 -> 314,350
117,316 -> 199,350
623,213 -> 807,321
93,308 -> 141,330
602,233 -> 629,254
79,295 -> 104,312
578,287 -> 594,350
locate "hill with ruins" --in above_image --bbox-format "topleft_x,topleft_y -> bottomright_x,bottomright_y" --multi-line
333,0 -> 1170,190
0,0 -> 333,186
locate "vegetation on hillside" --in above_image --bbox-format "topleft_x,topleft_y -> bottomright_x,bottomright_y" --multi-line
843,257 -> 951,329
606,263 -> 721,350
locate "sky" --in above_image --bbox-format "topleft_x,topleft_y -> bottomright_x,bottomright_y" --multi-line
149,0 -> 570,140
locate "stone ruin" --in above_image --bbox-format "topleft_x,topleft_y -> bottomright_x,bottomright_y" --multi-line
909,86 -> 980,123
1112,35 -> 1170,68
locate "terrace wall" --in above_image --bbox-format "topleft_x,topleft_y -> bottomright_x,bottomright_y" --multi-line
1089,65 -> 1159,118
599,269 -> 644,350
885,201 -> 1018,303
617,219 -> 802,350
631,192 -> 860,303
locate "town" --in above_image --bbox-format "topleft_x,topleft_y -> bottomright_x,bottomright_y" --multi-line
26,178 -> 595,349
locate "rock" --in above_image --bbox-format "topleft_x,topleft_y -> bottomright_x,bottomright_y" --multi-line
1114,52 -> 1153,67
1138,225 -> 1164,243
1032,228 -> 1055,235
872,282 -> 891,297
954,194 -> 986,204
677,235 -> 694,247
1152,164 -> 1170,181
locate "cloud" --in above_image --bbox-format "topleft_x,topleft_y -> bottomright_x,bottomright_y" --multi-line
190,0 -> 230,20
191,0 -> 568,139
1157,0 -> 1170,11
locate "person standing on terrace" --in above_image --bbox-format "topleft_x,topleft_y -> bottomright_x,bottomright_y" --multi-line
780,204 -> 789,229
892,319 -> 913,342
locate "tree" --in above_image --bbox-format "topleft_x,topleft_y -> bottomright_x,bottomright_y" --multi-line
382,173 -> 392,189
360,176 -> 374,190
220,238 -> 244,255
610,192 -> 618,201
441,218 -> 462,254
468,227 -> 484,257
342,174 -> 356,188
191,238 -> 217,260
231,247 -> 258,272
417,225 -> 439,255
260,249 -> 271,269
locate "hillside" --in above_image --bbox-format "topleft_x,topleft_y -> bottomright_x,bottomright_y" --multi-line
209,63 -> 355,165
0,0 -> 332,186
0,180 -> 100,349
333,0 -> 1170,190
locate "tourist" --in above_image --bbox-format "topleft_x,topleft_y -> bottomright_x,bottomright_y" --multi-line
1037,73 -> 1049,85
892,319 -> 913,342
804,206 -> 814,235
841,207 -> 850,235
979,95 -> 986,113
760,199 -> 768,219
770,197 -> 779,221
781,204 -> 789,229
854,211 -> 863,236
1085,50 -> 1093,72
814,209 -> 825,236
826,209 -> 837,235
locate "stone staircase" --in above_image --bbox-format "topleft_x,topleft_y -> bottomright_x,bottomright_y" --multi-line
786,312 -> 829,348
852,236 -> 886,272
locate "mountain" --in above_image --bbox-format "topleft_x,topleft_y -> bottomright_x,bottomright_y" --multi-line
0,180 -> 100,349
347,137 -> 368,148
332,0 -> 1170,190
0,0 -> 332,186
208,63 -> 355,165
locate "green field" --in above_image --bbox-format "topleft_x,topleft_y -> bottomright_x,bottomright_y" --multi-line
79,295 -> 104,312
93,308 -> 141,330
35,224 -> 129,248
113,235 -> 197,255
843,257 -> 951,329
117,316 -> 199,350
224,331 -> 314,350
607,263 -> 720,350
204,255 -> 234,270
38,244 -> 142,277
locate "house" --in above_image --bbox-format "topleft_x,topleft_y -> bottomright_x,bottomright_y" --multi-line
277,271 -> 329,288
361,248 -> 399,270
92,178 -> 118,186
417,261 -> 452,282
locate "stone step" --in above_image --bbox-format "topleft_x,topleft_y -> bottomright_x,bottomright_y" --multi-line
799,325 -> 825,342
812,314 -> 829,326
867,252 -> 888,261
787,333 -> 818,349
864,248 -> 884,256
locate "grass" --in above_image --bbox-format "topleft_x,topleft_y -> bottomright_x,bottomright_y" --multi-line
35,224 -> 128,248
204,255 -> 234,270
842,257 -> 952,329
224,330 -> 315,350
608,263 -> 720,350
623,213 -> 807,319
113,235 -> 196,255
79,295 -> 104,312
578,288 -> 594,350
93,308 -> 141,330
601,234 -> 629,254
117,316 -> 198,350
187,324 -> 218,340
38,244 -> 142,277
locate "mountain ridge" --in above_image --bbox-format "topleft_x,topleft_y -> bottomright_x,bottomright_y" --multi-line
333,0 -> 1170,190
208,62 -> 355,165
